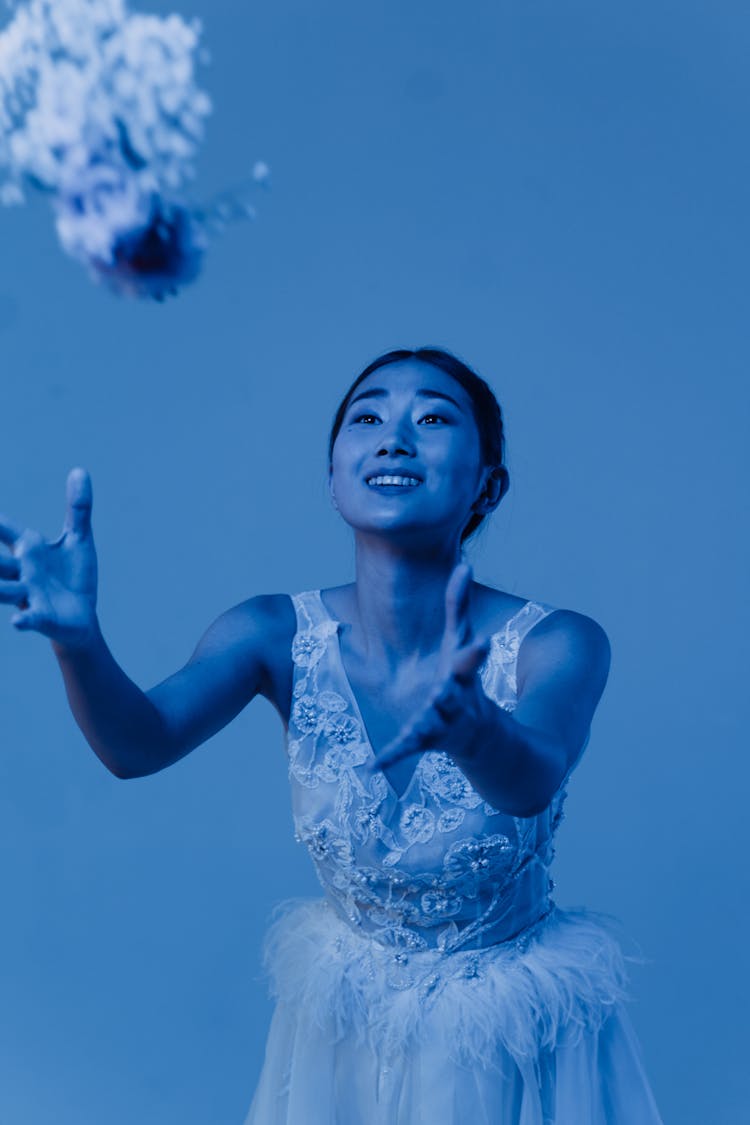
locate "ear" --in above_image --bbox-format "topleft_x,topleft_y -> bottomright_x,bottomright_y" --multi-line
472,466 -> 509,516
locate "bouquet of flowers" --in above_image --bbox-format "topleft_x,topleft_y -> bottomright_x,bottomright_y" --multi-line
0,0 -> 263,299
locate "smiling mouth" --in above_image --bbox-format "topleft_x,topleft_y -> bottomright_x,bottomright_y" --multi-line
366,474 -> 422,488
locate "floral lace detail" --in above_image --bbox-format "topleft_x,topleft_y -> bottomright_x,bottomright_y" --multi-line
286,591 -> 568,955
419,752 -> 484,809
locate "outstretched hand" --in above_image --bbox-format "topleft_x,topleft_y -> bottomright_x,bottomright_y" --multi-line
370,562 -> 494,774
0,468 -> 99,647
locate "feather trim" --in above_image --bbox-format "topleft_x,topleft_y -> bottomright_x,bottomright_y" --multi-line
257,897 -> 637,1069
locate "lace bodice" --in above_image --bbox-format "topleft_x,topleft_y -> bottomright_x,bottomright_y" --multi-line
286,590 -> 570,957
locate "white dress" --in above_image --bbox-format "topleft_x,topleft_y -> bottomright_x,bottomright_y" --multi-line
244,591 -> 664,1124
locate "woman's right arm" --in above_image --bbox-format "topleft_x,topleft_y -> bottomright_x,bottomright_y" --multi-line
53,596 -> 282,779
1,469 -> 287,780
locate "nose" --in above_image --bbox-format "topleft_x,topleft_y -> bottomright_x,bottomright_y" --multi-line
376,417 -> 416,458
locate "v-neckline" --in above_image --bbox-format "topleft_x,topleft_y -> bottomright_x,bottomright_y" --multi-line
314,589 -> 531,804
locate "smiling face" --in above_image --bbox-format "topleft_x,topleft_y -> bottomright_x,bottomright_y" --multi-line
329,359 -> 504,551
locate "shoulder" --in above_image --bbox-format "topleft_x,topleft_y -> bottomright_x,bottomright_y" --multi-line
505,607 -> 611,786
517,606 -> 611,695
475,583 -> 609,679
200,592 -> 296,652
195,594 -> 296,707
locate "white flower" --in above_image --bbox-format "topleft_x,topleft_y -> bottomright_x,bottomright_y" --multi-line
399,804 -> 435,845
421,889 -> 462,917
315,741 -> 368,782
437,808 -> 465,833
443,833 -> 514,893
0,0 -> 214,297
322,713 -> 362,747
291,695 -> 320,735
295,817 -> 354,868
420,752 -> 483,809
317,690 -> 348,713
291,623 -> 335,668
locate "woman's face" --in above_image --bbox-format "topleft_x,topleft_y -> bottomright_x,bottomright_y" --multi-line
329,359 -> 494,550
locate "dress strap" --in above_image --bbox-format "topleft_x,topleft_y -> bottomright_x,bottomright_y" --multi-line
505,600 -> 557,647
483,600 -> 558,707
290,590 -> 332,633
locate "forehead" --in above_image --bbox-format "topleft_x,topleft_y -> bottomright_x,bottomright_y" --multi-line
349,359 -> 473,412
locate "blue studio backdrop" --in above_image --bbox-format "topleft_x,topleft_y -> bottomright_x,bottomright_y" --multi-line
0,0 -> 748,1121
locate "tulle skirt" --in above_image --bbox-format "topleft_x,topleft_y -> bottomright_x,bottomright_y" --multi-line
244,898 -> 663,1125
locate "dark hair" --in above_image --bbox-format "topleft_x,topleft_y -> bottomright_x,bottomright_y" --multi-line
327,347 -> 509,544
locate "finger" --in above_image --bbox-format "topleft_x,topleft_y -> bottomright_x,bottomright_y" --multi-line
0,555 -> 20,580
11,608 -> 51,632
372,719 -> 435,770
388,696 -> 452,760
431,690 -> 463,723
0,580 -> 28,605
431,659 -> 481,722
372,738 -> 423,771
63,467 -> 93,537
0,515 -> 22,548
445,562 -> 473,646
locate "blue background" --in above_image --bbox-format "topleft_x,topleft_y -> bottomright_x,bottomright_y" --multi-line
1,0 -> 748,1121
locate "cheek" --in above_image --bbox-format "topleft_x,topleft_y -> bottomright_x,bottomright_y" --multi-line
440,435 -> 482,481
332,428 -> 370,469
329,442 -> 357,494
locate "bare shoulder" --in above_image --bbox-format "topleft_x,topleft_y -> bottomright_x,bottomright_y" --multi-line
474,582 -> 610,687
198,592 -> 294,650
200,592 -> 296,715
492,594 -> 612,774
517,605 -> 611,696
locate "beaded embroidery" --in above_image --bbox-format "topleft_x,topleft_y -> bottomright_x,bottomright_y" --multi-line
287,590 -> 568,961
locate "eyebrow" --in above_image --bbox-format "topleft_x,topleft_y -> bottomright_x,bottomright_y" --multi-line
346,387 -> 465,411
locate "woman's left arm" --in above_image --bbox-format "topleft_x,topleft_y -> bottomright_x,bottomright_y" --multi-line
371,565 -> 611,817
457,610 -> 611,816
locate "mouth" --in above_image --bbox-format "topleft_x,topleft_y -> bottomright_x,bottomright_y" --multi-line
365,474 -> 423,490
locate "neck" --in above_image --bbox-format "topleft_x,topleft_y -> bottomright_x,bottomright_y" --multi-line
347,533 -> 467,665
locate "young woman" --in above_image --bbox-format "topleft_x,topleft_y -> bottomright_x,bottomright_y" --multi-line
0,348 -> 663,1123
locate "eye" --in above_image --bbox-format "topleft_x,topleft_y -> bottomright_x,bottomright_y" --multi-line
419,413 -> 446,424
352,412 -> 381,424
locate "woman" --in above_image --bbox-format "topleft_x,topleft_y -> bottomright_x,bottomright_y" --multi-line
0,348 -> 663,1123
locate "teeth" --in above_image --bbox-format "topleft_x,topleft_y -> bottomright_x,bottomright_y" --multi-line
367,475 -> 421,487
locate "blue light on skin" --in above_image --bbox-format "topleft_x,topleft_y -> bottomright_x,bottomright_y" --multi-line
325,359 -> 607,808
0,356 -> 606,814
328,359 -> 506,567
324,358 -> 509,796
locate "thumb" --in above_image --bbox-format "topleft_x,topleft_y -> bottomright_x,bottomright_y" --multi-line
453,636 -> 491,683
12,608 -> 49,632
63,468 -> 93,538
